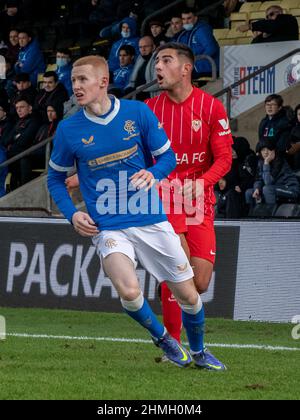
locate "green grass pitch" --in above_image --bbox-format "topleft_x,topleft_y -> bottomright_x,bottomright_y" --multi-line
0,307 -> 299,400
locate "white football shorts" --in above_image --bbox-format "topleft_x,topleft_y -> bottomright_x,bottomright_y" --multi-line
92,221 -> 194,283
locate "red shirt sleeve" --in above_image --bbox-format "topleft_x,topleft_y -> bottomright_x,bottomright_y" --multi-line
201,99 -> 233,189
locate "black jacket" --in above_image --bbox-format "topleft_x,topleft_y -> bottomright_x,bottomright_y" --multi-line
251,14 -> 299,43
3,114 -> 41,157
257,108 -> 292,153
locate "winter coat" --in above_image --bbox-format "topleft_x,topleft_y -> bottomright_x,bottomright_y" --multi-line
254,156 -> 300,194
176,20 -> 219,75
251,14 -> 299,43
108,17 -> 140,72
257,108 -> 292,153
14,38 -> 45,86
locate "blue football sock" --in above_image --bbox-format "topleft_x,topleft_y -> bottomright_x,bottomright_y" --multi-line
182,306 -> 205,353
123,297 -> 165,339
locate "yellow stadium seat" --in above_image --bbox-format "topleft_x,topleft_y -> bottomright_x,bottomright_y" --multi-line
289,7 -> 300,15
230,12 -> 248,21
46,64 -> 57,72
259,1 -> 282,10
249,11 -> 266,21
240,2 -> 262,13
213,28 -> 230,41
282,0 -> 300,9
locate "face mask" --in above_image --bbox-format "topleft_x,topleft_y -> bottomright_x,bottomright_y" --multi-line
56,57 -> 69,67
183,23 -> 194,31
121,30 -> 130,38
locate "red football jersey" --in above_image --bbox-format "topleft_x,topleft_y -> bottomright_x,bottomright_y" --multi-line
146,87 -> 233,216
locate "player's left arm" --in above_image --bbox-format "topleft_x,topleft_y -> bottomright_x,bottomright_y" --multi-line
131,103 -> 176,190
201,99 -> 233,189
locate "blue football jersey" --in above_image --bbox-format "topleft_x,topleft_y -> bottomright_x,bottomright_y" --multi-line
48,97 -> 175,230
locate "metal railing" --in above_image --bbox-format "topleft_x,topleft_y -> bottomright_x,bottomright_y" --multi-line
214,48 -> 300,119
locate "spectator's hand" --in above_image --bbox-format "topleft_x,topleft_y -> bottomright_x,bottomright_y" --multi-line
252,188 -> 260,199
264,150 -> 275,164
287,142 -> 300,155
65,174 -> 79,192
130,169 -> 155,191
237,23 -> 250,33
72,211 -> 99,237
235,186 -> 242,193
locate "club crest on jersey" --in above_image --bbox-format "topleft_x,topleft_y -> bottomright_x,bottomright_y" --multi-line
124,120 -> 136,135
82,135 -> 94,145
192,119 -> 201,132
123,120 -> 140,140
105,239 -> 118,248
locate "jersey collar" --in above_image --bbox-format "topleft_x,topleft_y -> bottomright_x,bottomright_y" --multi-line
83,96 -> 120,125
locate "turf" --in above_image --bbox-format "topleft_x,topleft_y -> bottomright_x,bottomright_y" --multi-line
0,307 -> 299,400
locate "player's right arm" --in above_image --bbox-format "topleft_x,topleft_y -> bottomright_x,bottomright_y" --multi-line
47,123 -> 98,236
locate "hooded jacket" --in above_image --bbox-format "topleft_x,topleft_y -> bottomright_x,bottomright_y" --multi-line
257,107 -> 291,153
176,20 -> 219,75
108,17 -> 140,72
14,38 -> 46,86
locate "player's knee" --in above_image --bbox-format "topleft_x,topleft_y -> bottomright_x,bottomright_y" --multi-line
120,290 -> 144,311
120,287 -> 141,302
180,291 -> 200,307
179,294 -> 202,314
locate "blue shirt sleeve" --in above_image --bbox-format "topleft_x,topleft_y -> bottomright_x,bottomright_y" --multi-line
47,122 -> 78,222
138,102 -> 176,180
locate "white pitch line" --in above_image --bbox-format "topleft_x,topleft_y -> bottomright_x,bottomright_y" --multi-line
6,332 -> 300,352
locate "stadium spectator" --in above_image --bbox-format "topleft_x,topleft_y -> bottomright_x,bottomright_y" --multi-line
56,48 -> 73,97
0,0 -> 22,39
148,21 -> 167,47
145,43 -> 232,350
125,36 -> 156,100
5,29 -> 19,65
165,16 -> 184,41
20,101 -> 64,184
245,138 -> 300,207
176,8 -> 220,77
215,136 -> 257,218
34,71 -> 69,122
0,142 -> 7,196
9,72 -> 37,119
2,96 -> 41,189
99,1 -> 142,40
0,99 -> 12,195
14,29 -> 45,86
237,5 -> 299,43
109,45 -> 135,97
256,94 -> 291,154
287,104 -> 300,171
107,17 -> 140,73
63,93 -> 80,118
48,54 -> 226,370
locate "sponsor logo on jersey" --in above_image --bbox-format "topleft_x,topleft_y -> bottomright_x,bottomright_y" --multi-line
177,263 -> 188,272
82,135 -> 94,145
88,145 -> 138,169
218,118 -> 230,130
192,119 -> 201,132
158,121 -> 164,129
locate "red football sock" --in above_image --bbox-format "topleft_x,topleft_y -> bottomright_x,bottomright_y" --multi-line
161,282 -> 182,342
